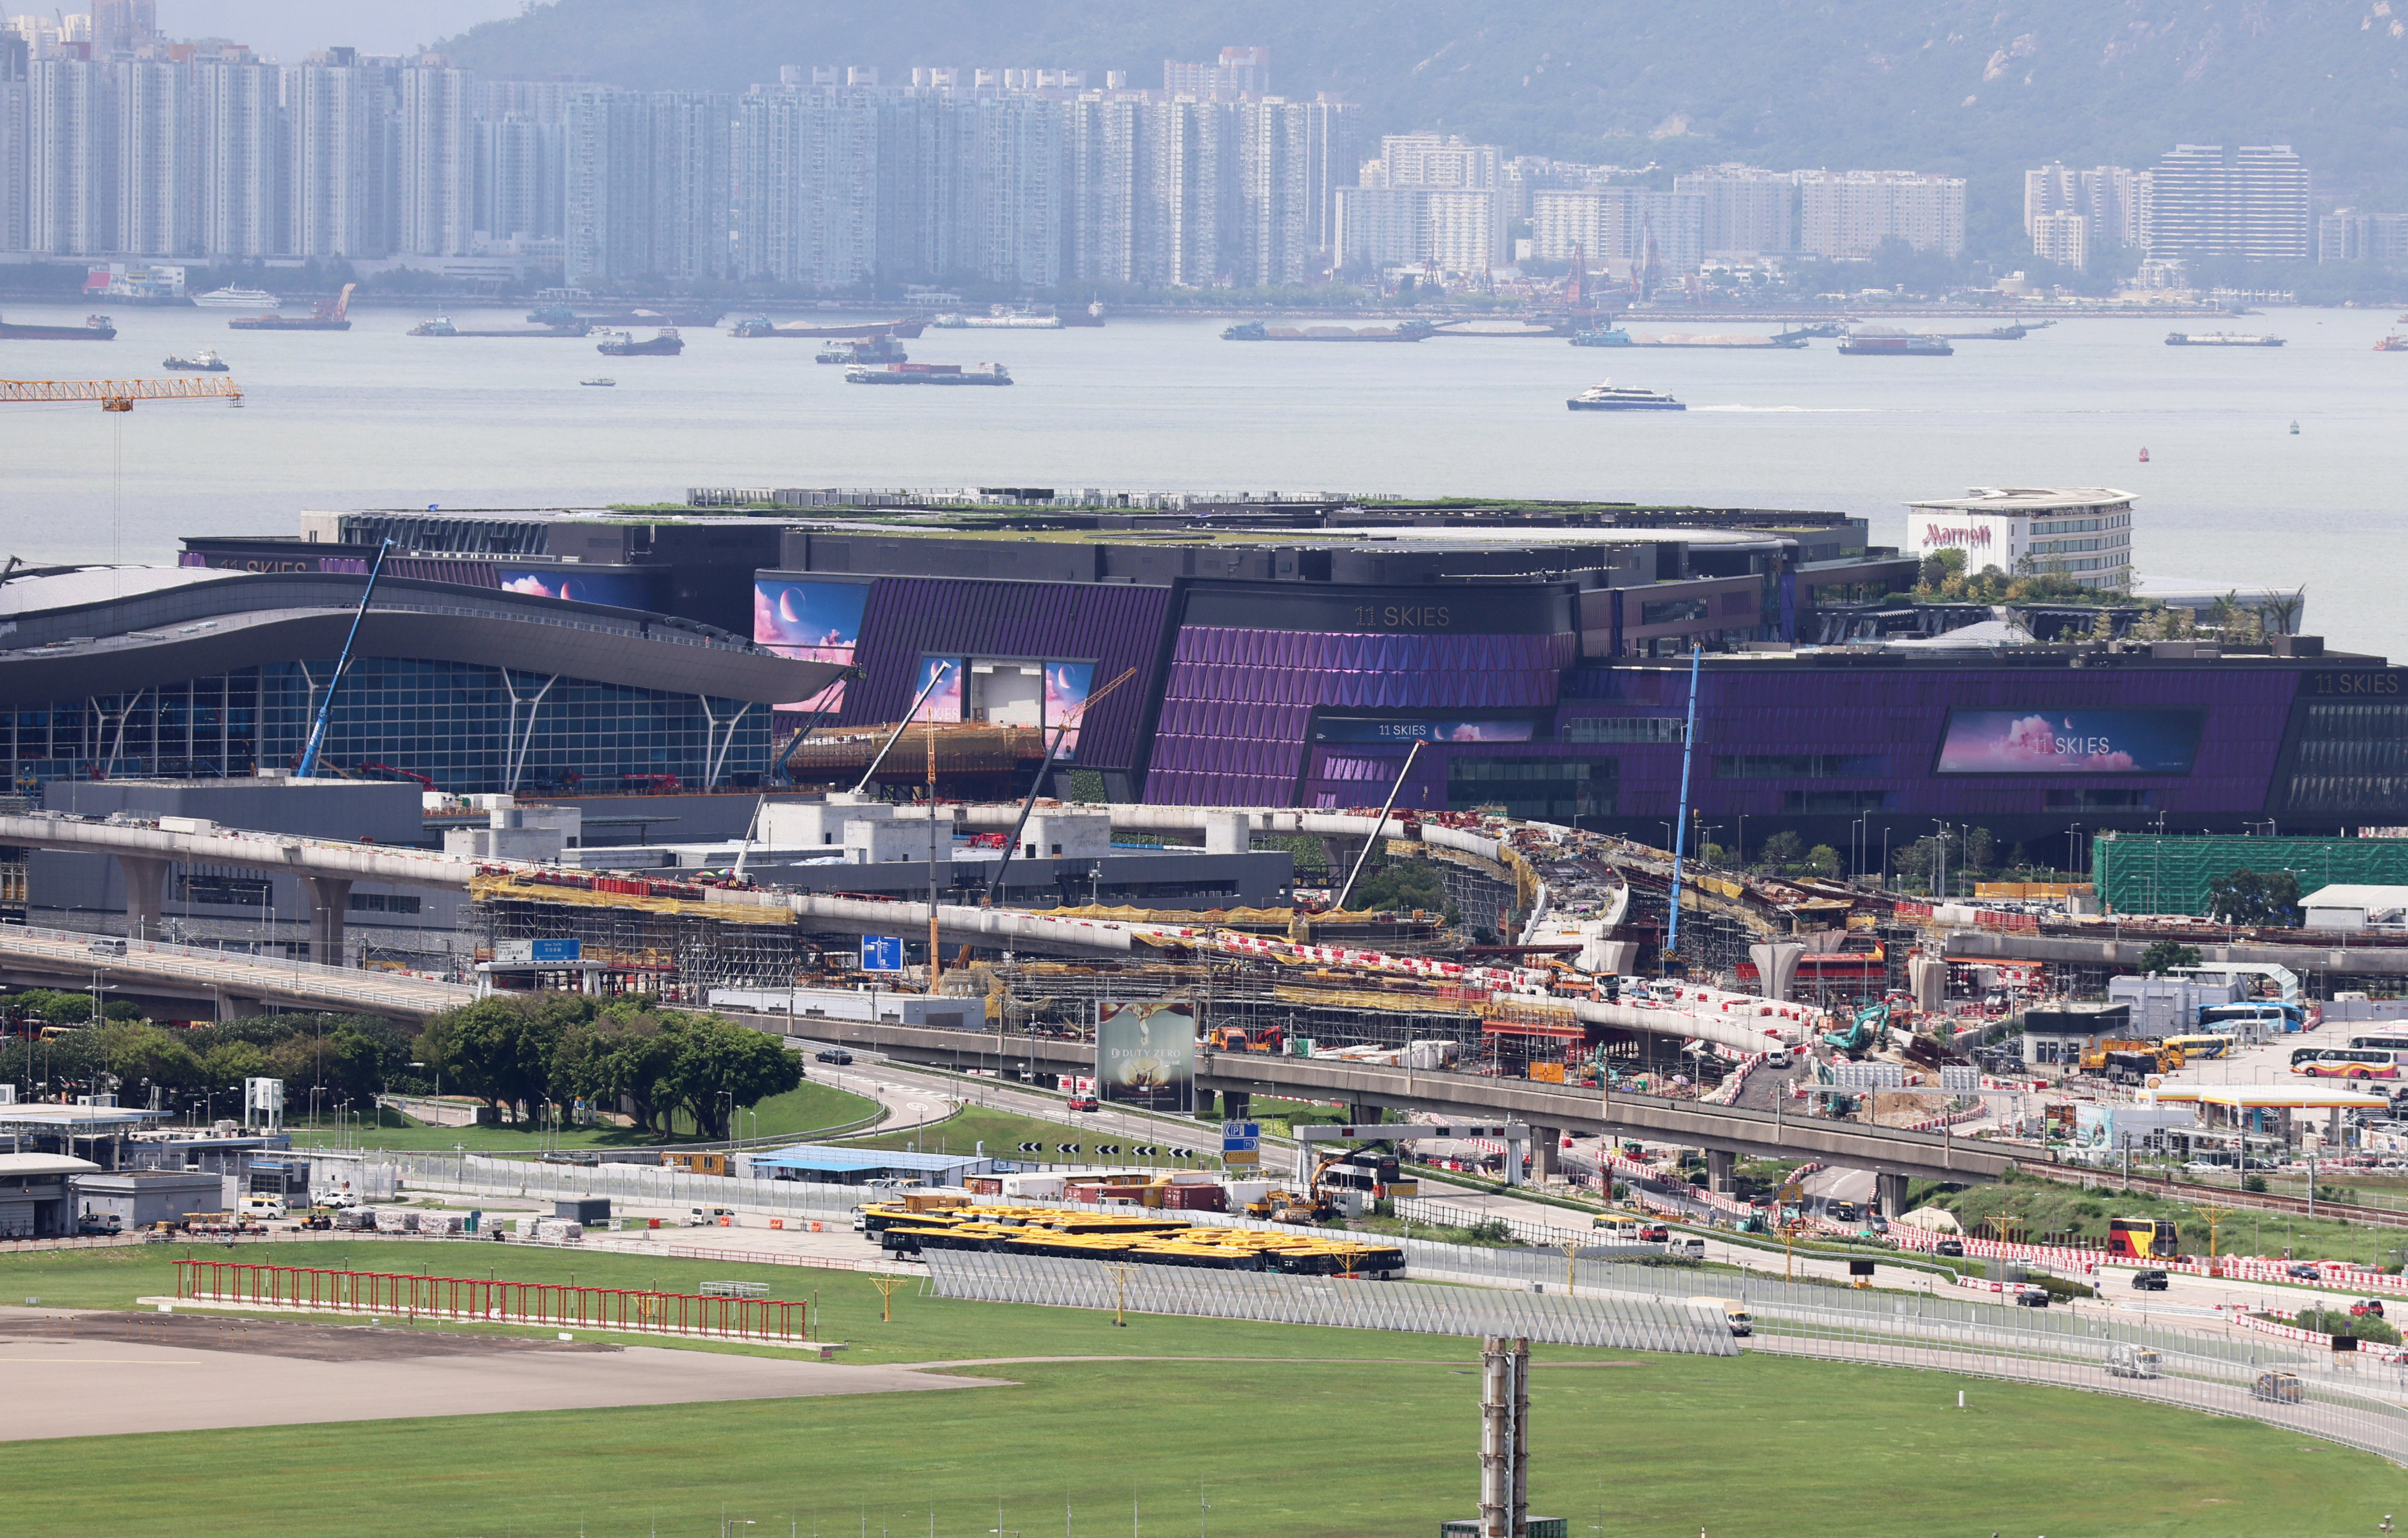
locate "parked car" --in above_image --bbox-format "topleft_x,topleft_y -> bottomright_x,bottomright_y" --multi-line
2287,1263 -> 2323,1281
1068,1097 -> 1101,1112
1934,1239 -> 1965,1257
2132,1269 -> 2170,1292
2012,1285 -> 2051,1308
815,1049 -> 853,1065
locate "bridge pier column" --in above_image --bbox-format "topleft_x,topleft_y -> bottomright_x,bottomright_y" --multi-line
1876,1170 -> 1910,1220
1530,1126 -> 1561,1181
1222,1091 -> 1250,1123
1346,1103 -> 1381,1130
118,855 -> 170,943
303,876 -> 352,966
218,993 -> 265,1022
1707,1148 -> 1735,1195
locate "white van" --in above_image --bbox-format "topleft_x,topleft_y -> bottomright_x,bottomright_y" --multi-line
1690,1296 -> 1753,1336
238,1194 -> 288,1222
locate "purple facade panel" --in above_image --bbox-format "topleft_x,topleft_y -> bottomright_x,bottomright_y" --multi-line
1143,626 -> 1576,805
842,579 -> 1172,768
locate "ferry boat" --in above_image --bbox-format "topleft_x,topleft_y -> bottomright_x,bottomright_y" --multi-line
1837,327 -> 1953,356
1567,326 -> 1633,347
191,286 -> 280,309
0,312 -> 116,340
2165,331 -> 2284,346
1565,381 -> 1685,411
595,328 -> 683,356
845,362 -> 1013,386
162,349 -> 229,372
934,306 -> 1062,329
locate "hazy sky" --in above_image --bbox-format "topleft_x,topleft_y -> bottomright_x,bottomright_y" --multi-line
157,1 -> 532,60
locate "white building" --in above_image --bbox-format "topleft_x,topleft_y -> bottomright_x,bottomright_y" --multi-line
2030,210 -> 2087,271
1530,186 -> 1705,273
1796,169 -> 1965,258
25,55 -> 115,254
738,84 -> 879,287
2147,144 -> 2311,262
286,55 -> 391,259
1903,486 -> 2134,590
1672,165 -> 1797,255
194,59 -> 283,257
399,63 -> 478,257
2024,162 -> 2150,250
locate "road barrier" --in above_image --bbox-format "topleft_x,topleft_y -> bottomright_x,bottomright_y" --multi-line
922,1249 -> 1738,1356
171,1257 -> 811,1343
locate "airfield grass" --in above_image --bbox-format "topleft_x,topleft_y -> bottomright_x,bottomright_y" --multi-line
4,1241 -> 2406,1536
839,1102 -> 1213,1170
279,1079 -> 881,1154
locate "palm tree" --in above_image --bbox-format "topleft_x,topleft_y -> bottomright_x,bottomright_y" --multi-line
2257,589 -> 2306,638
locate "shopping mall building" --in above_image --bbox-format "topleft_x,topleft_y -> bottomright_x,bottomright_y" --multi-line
108,496 -> 2405,845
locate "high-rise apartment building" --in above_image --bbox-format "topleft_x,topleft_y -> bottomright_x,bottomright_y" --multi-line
2030,210 -> 2087,271
647,91 -> 732,282
288,54 -> 391,258
1231,98 -> 1309,288
1162,45 -> 1268,97
115,57 -> 192,255
2023,162 -> 2150,251
2146,144 -> 2310,261
400,62 -> 477,256
1530,188 -> 1706,273
89,0 -> 154,59
0,37 -> 26,251
1341,132 -> 1505,272
738,84 -> 878,286
194,59 -> 282,256
25,55 -> 115,254
2319,208 -> 2408,265
1795,169 -> 1965,258
1671,165 -> 1796,255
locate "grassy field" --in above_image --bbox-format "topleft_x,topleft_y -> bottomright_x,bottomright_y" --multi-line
279,1079 -> 881,1154
1920,1170 -> 2408,1269
4,1240 -> 2404,1535
840,1103 -> 1216,1171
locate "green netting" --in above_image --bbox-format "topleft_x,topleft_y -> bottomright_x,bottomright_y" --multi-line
2093,835 -> 2408,916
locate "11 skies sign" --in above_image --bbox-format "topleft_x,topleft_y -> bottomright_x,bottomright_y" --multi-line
1096,1002 -> 1196,1114
1935,710 -> 2203,775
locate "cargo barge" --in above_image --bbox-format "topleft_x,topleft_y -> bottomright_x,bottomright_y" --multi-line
229,283 -> 353,331
731,316 -> 927,340
1221,319 -> 1435,342
0,312 -> 117,340
845,362 -> 1012,386
595,328 -> 684,356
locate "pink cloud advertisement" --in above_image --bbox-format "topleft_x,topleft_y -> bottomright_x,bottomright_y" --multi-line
1935,710 -> 2200,775
754,579 -> 869,713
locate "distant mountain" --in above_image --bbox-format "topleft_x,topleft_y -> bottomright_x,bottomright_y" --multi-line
443,1 -> 2408,256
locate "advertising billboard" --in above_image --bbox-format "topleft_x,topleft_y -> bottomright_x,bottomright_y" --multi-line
502,569 -> 654,611
1096,1002 -> 1196,1113
917,656 -> 965,722
1045,661 -> 1096,759
755,579 -> 870,713
1935,710 -> 2202,775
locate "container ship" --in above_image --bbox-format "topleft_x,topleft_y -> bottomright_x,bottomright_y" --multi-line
595,328 -> 684,356
229,283 -> 353,331
2165,331 -> 2284,346
1838,327 -> 1954,356
729,316 -> 926,339
1220,319 -> 1435,342
844,362 -> 1012,386
0,312 -> 116,340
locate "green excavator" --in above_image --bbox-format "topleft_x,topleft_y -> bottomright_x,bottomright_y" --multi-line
1820,1000 -> 1890,1059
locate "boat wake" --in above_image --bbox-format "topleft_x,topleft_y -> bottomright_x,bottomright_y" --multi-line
1689,404 -> 1877,413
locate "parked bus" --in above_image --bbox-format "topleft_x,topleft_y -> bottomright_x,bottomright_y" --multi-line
2294,1049 -> 2403,1080
2108,1216 -> 2182,1260
2200,1002 -> 2304,1033
2350,1035 -> 2408,1053
2161,1035 -> 2236,1062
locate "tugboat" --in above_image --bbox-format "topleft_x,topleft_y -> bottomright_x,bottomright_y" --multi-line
1566,380 -> 1686,411
408,316 -> 459,336
0,312 -> 116,340
1567,326 -> 1634,347
595,328 -> 683,356
2377,335 -> 2408,352
162,348 -> 230,372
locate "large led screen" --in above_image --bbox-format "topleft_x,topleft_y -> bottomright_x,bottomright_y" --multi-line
1045,661 -> 1096,760
1314,717 -> 1537,744
1934,710 -> 2202,775
502,569 -> 653,610
754,579 -> 869,713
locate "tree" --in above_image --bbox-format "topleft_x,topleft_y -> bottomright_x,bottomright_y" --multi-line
2137,940 -> 2203,977
1758,830 -> 1805,872
419,995 -> 591,1122
2208,867 -> 2303,929
1805,844 -> 1840,878
657,1013 -> 802,1140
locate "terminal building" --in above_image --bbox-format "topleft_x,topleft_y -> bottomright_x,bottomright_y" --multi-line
2,498 -> 2380,853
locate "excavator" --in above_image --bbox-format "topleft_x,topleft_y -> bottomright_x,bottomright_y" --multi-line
1821,1000 -> 1889,1059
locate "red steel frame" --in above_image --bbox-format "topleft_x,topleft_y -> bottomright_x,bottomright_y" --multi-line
172,1259 -> 808,1342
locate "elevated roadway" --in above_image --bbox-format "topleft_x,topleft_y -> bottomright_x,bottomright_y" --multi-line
726,1012 -> 2017,1186
0,923 -> 473,1023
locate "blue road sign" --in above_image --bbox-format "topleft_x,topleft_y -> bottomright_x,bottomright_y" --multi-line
861,935 -> 906,971
529,938 -> 581,963
1220,1120 -> 1260,1155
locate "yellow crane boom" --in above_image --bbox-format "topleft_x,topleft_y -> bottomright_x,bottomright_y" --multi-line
0,376 -> 242,410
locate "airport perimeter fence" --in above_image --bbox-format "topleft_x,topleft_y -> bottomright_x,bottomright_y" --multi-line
920,1249 -> 1740,1356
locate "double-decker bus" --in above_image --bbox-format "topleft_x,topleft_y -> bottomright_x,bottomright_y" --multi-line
2108,1217 -> 2182,1260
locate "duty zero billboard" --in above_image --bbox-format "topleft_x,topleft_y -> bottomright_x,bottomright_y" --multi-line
1934,710 -> 2202,775
1096,1002 -> 1196,1113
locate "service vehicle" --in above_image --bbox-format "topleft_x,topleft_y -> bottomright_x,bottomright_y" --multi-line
2107,1216 -> 2182,1260
1690,1296 -> 1753,1336
1067,1097 -> 1100,1112
2106,1343 -> 2163,1379
2253,1370 -> 2304,1403
2132,1269 -> 2171,1292
237,1194 -> 288,1222
1592,1216 -> 1645,1240
685,1206 -> 736,1226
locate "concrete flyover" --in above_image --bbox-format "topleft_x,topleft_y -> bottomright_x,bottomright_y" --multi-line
735,1013 -> 2019,1185
0,923 -> 473,1023
1940,925 -> 2408,982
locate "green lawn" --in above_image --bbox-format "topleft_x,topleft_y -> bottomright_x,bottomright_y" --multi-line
840,1103 -> 1216,1171
1922,1170 -> 2408,1269
279,1080 -> 881,1155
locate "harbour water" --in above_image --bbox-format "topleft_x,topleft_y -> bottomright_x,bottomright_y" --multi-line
3,301 -> 2403,656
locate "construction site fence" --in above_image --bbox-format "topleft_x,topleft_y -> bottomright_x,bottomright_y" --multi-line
920,1249 -> 1739,1356
171,1257 -> 810,1342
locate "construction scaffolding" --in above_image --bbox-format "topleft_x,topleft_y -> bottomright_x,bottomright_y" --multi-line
2094,833 -> 2408,918
472,889 -> 802,1001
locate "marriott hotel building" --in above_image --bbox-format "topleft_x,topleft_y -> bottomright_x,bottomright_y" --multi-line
1905,487 -> 2134,590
